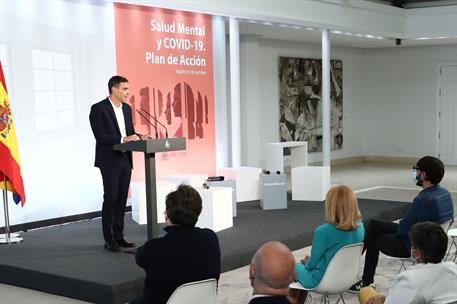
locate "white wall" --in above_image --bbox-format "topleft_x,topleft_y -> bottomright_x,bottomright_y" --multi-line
0,1 -> 116,226
239,36 -> 367,167
240,36 -> 457,166
362,44 -> 457,158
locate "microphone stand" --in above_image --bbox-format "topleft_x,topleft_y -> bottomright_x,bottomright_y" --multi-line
139,108 -> 169,138
136,110 -> 159,139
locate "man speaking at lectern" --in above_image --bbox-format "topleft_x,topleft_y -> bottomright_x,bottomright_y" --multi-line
89,75 -> 149,252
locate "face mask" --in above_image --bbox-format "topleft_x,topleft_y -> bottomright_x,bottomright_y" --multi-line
411,169 -> 422,186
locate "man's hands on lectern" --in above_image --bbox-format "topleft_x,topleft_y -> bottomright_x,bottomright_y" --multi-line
139,134 -> 153,140
123,134 -> 140,142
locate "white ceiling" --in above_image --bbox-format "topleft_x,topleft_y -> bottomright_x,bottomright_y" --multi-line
239,20 -> 457,49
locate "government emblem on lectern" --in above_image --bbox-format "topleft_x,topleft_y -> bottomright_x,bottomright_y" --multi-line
0,99 -> 12,139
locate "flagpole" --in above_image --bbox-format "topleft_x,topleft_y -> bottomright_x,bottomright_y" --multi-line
0,175 -> 22,244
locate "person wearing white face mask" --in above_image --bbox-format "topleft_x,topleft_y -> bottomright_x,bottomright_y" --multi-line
359,222 -> 457,304
349,156 -> 454,293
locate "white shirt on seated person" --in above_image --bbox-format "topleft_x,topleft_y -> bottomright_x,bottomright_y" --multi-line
385,261 -> 457,304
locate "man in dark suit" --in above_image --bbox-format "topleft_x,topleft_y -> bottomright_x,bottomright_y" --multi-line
133,185 -> 221,304
89,75 -> 148,252
249,241 -> 295,304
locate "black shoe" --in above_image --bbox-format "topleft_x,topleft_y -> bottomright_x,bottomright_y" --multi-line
104,239 -> 121,252
347,280 -> 375,294
116,238 -> 136,248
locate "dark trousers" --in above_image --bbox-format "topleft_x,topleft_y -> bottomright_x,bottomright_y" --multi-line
362,219 -> 410,285
100,156 -> 132,242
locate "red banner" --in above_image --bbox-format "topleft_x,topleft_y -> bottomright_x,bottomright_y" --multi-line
114,3 -> 216,179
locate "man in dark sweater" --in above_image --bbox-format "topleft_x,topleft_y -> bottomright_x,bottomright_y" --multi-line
349,156 -> 454,293
248,241 -> 295,304
133,185 -> 221,304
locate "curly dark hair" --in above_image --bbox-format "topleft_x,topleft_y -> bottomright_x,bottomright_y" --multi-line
415,156 -> 445,185
165,185 -> 202,226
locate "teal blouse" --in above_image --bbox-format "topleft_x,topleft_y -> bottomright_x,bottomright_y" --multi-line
295,221 -> 365,288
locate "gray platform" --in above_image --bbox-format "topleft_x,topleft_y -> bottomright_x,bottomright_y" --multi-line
0,197 -> 410,304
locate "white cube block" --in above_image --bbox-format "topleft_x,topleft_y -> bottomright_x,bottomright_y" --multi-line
196,187 -> 233,232
205,180 -> 237,217
131,180 -> 177,224
161,173 -> 208,188
292,166 -> 331,201
218,167 -> 261,202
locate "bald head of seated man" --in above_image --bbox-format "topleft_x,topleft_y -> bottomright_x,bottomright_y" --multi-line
249,241 -> 295,303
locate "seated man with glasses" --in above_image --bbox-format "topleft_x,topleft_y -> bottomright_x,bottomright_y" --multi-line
349,156 -> 454,293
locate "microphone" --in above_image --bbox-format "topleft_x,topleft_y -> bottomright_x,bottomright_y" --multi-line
136,110 -> 158,139
139,108 -> 169,138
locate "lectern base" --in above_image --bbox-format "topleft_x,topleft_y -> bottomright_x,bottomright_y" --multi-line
0,233 -> 20,238
0,236 -> 23,244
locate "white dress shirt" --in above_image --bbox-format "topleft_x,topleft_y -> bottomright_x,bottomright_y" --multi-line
109,98 -> 127,141
385,262 -> 457,304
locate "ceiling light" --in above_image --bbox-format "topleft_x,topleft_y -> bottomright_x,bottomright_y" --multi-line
263,22 -> 273,26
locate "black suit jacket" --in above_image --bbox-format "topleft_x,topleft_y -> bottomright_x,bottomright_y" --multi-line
135,225 -> 221,304
248,295 -> 291,304
89,98 -> 136,169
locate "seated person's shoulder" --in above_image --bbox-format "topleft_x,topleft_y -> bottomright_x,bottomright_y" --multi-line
316,222 -> 335,232
443,261 -> 457,273
194,227 -> 219,240
197,227 -> 219,238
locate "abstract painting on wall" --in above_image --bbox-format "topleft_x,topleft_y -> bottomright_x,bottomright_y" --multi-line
278,57 -> 343,152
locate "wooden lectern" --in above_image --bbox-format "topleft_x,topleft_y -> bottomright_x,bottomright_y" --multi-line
114,138 -> 186,240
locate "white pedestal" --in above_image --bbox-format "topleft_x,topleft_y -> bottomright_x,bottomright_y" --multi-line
161,173 -> 208,188
196,187 -> 233,232
292,166 -> 330,201
218,167 -> 261,202
265,141 -> 308,173
131,180 -> 177,224
205,180 -> 237,217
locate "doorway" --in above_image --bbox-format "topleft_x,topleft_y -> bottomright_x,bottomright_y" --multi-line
438,64 -> 457,165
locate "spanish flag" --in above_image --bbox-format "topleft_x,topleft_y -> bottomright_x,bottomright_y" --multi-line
0,61 -> 25,206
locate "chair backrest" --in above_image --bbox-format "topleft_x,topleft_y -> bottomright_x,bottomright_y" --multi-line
314,243 -> 364,294
166,278 -> 217,304
441,219 -> 454,233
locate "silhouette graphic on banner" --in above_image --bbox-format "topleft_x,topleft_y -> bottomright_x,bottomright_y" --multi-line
128,82 -> 209,144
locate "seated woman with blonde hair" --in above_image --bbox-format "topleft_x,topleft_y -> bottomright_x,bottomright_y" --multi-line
290,185 -> 365,303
